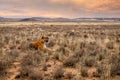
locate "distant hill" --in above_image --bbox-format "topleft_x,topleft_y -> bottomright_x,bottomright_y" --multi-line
20,17 -> 120,22
0,17 -> 4,19
20,17 -> 73,22
0,17 -> 21,22
75,18 -> 120,21
0,17 -> 5,21
20,18 -> 37,21
0,17 -> 120,22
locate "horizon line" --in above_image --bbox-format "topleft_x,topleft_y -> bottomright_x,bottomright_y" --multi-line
1,16 -> 120,19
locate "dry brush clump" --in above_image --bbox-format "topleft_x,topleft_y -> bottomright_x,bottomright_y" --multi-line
19,51 -> 43,79
52,66 -> 64,79
81,67 -> 88,77
18,66 -> 44,80
93,65 -> 104,78
29,70 -> 43,80
63,56 -> 79,67
109,53 -> 120,76
0,50 -> 19,78
0,60 -> 9,77
84,57 -> 96,67
21,52 -> 42,67
65,72 -> 74,79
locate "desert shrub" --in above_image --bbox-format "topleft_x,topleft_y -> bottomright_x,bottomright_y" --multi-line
42,63 -> 47,71
21,53 -> 41,67
16,40 -> 20,44
106,42 -> 114,49
4,36 -> 10,44
93,65 -> 103,77
86,42 -> 98,54
73,49 -> 84,59
57,46 -> 66,55
69,44 -> 76,52
84,57 -> 95,67
56,46 -> 69,57
47,40 -> 55,47
63,56 -> 78,67
109,54 -> 120,76
44,56 -> 50,62
80,42 -> 85,49
83,34 -> 88,38
68,31 -> 75,36
29,70 -> 43,80
19,41 -> 30,51
1,52 -> 17,64
19,66 -> 31,78
19,66 -> 43,79
89,50 -> 98,56
81,67 -> 88,77
116,37 -> 120,43
0,42 -> 4,48
7,50 -> 19,59
0,60 -> 8,77
65,72 -> 73,79
53,66 -> 64,79
97,53 -> 105,61
62,42 -> 68,48
9,45 -> 17,49
53,53 -> 59,60
0,49 -> 3,58
96,48 -> 107,61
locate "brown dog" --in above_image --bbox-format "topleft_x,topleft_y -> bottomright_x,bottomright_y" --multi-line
29,36 -> 49,50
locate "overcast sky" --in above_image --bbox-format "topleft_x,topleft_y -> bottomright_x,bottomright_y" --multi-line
0,0 -> 120,18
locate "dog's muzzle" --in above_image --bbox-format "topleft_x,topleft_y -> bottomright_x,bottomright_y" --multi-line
45,40 -> 49,43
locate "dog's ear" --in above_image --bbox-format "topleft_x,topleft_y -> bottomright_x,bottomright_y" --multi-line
41,36 -> 44,39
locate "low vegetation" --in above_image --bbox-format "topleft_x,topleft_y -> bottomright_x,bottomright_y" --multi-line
0,22 -> 120,80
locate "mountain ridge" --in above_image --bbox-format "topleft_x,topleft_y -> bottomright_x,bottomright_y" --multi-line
0,17 -> 120,22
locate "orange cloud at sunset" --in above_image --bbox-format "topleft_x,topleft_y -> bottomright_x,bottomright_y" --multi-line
0,0 -> 119,18
87,0 -> 120,11
51,0 -> 120,11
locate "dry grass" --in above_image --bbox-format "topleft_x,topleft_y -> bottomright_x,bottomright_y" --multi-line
0,21 -> 120,80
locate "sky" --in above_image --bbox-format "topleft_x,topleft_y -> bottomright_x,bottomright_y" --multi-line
0,0 -> 120,18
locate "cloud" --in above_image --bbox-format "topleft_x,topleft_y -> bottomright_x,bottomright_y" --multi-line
0,0 -> 120,18
50,0 -> 120,12
87,0 -> 120,12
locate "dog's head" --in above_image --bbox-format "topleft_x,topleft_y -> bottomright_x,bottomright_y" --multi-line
41,36 -> 49,43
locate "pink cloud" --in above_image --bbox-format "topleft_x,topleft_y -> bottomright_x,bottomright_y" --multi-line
0,0 -> 119,18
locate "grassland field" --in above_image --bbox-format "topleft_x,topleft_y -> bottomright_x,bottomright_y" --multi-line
0,21 -> 120,80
